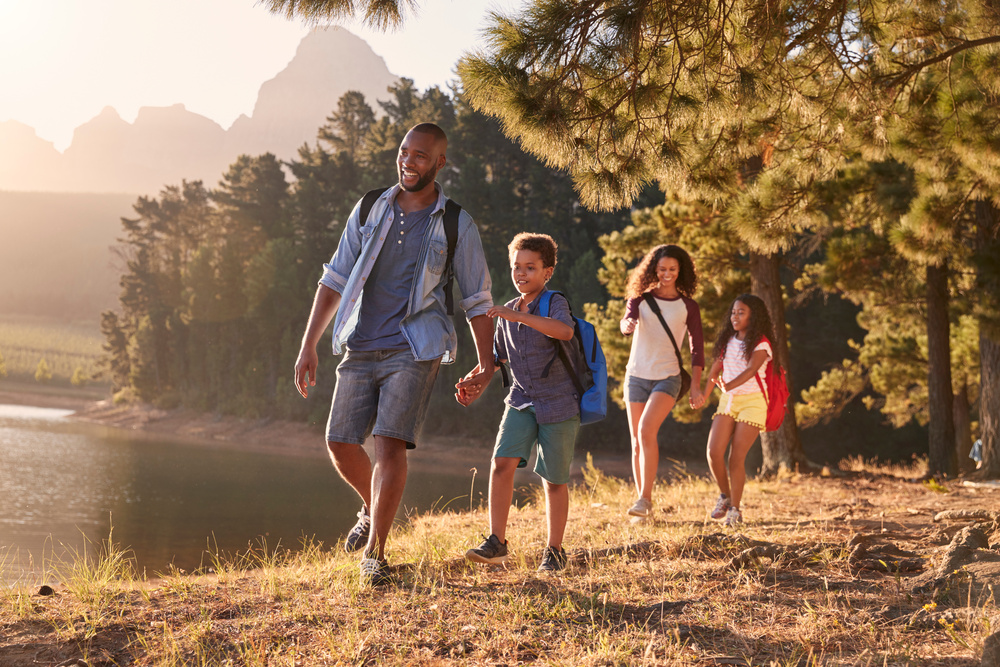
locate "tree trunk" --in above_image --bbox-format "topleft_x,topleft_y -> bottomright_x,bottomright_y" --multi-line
954,380 -> 975,474
975,198 -> 1000,479
749,251 -> 811,476
926,262 -> 956,477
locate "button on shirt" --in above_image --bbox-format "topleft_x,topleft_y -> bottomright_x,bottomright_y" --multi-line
493,289 -> 580,424
319,184 -> 493,363
348,200 -> 435,351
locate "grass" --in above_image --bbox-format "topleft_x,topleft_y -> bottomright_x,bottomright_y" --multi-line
0,315 -> 105,385
1,459 -> 997,666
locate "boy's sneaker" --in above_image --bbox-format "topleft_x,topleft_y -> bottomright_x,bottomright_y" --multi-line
359,556 -> 393,587
723,506 -> 743,527
710,494 -> 732,520
344,506 -> 371,553
465,534 -> 509,564
537,546 -> 568,573
627,497 -> 653,517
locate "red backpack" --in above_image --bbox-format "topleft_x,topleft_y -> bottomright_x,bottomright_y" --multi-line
721,335 -> 790,432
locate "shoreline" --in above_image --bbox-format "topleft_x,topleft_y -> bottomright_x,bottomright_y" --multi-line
3,388 -> 643,479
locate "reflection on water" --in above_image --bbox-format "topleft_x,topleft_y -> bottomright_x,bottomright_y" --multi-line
0,404 -> 491,584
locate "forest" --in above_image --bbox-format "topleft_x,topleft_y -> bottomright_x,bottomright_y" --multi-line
99,70 -> 996,481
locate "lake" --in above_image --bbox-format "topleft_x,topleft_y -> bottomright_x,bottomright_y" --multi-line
0,403 -> 494,584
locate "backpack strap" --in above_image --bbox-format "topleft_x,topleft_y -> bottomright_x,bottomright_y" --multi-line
358,187 -> 390,226
443,199 -> 461,316
753,335 -> 772,400
538,291 -> 587,396
360,187 -> 461,316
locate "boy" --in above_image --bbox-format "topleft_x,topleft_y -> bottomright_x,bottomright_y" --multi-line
459,232 -> 580,572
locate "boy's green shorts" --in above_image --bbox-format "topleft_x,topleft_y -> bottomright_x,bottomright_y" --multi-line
493,404 -> 580,485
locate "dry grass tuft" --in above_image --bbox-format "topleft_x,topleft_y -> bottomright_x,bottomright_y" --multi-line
1,459 -> 997,666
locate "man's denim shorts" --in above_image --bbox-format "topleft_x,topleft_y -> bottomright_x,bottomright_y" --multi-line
493,404 -> 580,485
624,373 -> 682,403
326,348 -> 441,449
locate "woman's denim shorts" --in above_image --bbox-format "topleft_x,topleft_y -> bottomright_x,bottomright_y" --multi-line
624,373 -> 682,403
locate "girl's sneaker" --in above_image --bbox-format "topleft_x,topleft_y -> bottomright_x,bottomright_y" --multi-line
710,494 -> 731,520
627,497 -> 653,517
723,506 -> 743,527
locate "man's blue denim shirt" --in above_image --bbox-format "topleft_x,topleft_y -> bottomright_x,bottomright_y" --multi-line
319,183 -> 493,364
493,289 -> 580,424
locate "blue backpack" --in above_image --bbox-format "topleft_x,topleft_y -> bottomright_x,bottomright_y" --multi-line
538,291 -> 608,425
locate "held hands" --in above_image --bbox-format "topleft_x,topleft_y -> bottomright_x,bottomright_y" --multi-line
455,363 -> 495,407
620,317 -> 637,335
688,384 -> 705,410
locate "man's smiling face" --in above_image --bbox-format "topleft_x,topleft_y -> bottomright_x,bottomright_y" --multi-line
397,130 -> 445,193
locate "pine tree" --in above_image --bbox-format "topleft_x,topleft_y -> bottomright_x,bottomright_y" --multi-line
35,358 -> 52,384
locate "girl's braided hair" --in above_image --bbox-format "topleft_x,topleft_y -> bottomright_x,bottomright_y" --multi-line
625,244 -> 698,299
713,293 -> 780,372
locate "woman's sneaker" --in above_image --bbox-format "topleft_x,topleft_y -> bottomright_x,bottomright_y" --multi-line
465,534 -> 509,564
627,497 -> 653,517
344,506 -> 371,553
537,546 -> 568,573
710,494 -> 731,520
723,506 -> 743,527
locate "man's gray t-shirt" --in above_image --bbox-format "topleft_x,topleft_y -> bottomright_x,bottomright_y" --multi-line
348,200 -> 435,351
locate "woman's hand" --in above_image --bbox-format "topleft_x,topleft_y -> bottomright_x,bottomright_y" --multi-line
620,317 -> 637,335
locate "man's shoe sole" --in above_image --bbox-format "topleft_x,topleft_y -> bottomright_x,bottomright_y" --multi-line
465,549 -> 509,565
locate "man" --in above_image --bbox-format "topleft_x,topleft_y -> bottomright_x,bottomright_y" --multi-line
294,122 -> 495,586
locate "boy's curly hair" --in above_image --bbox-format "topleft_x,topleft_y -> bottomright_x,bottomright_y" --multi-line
625,244 -> 697,299
509,232 -> 558,268
713,293 -> 779,372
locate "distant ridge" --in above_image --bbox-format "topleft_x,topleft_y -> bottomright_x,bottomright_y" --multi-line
0,28 -> 399,195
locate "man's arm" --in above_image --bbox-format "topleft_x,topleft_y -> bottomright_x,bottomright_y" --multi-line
294,284 -> 342,398
455,314 -> 496,406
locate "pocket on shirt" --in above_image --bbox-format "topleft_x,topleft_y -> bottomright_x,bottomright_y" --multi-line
427,240 -> 447,275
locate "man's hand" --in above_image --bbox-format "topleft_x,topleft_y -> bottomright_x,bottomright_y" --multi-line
294,346 -> 319,398
455,364 -> 495,406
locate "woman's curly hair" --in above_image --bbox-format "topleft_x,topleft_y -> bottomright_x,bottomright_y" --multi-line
713,293 -> 779,372
625,244 -> 698,299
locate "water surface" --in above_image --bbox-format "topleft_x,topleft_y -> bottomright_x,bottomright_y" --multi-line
0,404 -> 490,583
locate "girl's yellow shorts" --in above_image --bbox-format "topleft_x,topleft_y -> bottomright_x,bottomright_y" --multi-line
714,391 -> 766,430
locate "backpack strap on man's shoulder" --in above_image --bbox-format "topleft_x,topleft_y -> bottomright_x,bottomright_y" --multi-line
442,199 -> 461,315
358,187 -> 390,225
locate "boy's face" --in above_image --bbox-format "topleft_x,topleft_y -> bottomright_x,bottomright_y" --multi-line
510,248 -> 552,297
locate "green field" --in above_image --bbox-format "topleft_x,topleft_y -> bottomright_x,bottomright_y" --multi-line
0,316 -> 107,387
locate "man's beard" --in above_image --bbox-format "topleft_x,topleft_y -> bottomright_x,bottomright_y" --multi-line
398,166 -> 438,192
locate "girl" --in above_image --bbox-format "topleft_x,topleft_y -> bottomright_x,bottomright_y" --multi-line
693,293 -> 776,527
620,245 -> 704,518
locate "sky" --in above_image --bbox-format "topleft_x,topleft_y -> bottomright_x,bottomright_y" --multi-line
0,0 -> 516,151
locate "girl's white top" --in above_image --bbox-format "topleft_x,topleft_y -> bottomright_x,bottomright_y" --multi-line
721,337 -> 771,396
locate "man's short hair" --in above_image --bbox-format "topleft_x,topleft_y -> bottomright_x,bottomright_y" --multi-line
409,122 -> 448,146
508,232 -> 558,268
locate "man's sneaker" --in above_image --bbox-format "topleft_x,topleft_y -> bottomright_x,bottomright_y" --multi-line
359,556 -> 393,587
537,546 -> 568,573
627,497 -> 653,517
723,506 -> 743,527
710,494 -> 732,520
465,534 -> 509,564
344,506 -> 371,553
